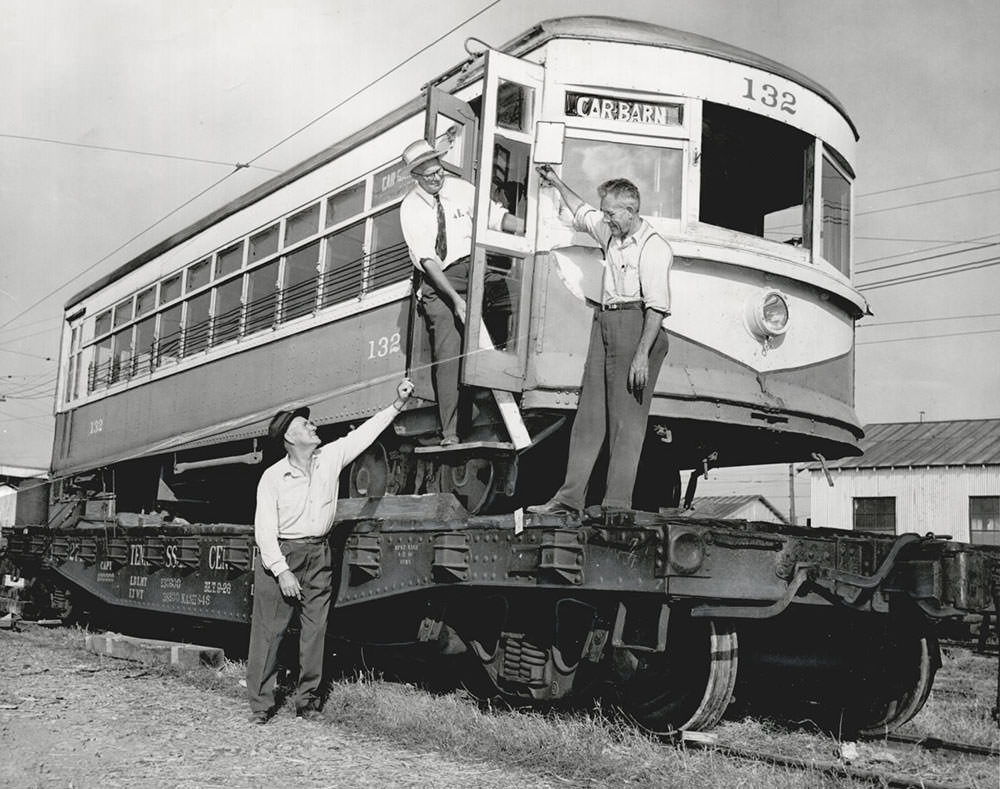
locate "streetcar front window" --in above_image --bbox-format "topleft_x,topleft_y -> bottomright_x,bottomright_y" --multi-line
562,138 -> 682,220
700,101 -> 811,246
822,155 -> 851,276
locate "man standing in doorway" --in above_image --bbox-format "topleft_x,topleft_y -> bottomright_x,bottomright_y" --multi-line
246,377 -> 413,724
528,165 -> 672,517
399,139 -> 524,446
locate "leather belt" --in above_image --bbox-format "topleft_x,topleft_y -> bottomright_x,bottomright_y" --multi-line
601,301 -> 643,311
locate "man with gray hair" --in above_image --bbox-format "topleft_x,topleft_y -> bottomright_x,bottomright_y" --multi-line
529,166 -> 672,517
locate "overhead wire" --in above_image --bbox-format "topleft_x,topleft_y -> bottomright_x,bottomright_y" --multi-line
0,0 -> 503,336
0,133 -> 282,173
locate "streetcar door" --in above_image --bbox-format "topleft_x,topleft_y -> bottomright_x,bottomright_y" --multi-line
462,51 -> 544,392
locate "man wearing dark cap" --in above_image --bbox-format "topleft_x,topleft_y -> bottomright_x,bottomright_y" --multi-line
246,377 -> 414,724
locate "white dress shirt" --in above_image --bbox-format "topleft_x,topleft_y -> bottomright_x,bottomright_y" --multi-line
254,404 -> 399,576
400,176 -> 507,271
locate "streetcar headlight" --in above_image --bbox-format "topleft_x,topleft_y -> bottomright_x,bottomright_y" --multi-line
745,289 -> 790,339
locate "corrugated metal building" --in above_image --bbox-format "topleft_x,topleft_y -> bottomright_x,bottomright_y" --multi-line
808,420 -> 1000,544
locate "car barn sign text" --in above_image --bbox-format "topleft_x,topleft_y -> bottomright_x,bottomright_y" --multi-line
565,92 -> 683,126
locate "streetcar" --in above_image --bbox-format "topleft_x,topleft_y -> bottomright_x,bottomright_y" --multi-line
51,16 -> 865,519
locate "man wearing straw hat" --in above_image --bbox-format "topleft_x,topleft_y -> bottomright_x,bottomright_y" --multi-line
246,377 -> 413,724
399,139 -> 524,446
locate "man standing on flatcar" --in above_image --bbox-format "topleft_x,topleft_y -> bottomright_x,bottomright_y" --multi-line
528,165 -> 672,517
246,377 -> 414,724
399,139 -> 524,446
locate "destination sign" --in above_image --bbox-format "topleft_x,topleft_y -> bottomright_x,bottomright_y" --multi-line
565,92 -> 683,126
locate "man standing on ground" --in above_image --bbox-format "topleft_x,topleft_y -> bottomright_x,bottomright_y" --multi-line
399,139 -> 524,445
528,166 -> 672,517
246,378 -> 414,723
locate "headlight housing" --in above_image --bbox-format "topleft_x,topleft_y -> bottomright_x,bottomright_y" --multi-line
745,289 -> 789,339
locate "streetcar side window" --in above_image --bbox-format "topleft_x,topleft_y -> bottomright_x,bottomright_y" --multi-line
821,155 -> 851,275
90,337 -> 112,392
134,315 -> 155,376
326,183 -> 366,227
213,277 -> 243,345
699,101 -> 812,246
156,304 -> 183,367
216,241 -> 244,278
285,203 -> 320,247
322,220 -> 365,307
249,226 -> 279,262
184,291 -> 211,355
369,207 -> 409,291
245,260 -> 279,335
282,240 -> 321,320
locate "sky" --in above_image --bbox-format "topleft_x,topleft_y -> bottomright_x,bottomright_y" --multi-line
1,0 -> 999,475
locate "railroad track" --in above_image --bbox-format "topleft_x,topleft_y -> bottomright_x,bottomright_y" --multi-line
675,731 -> 999,789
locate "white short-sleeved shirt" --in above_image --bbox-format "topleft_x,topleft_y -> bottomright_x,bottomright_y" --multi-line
573,203 -> 672,314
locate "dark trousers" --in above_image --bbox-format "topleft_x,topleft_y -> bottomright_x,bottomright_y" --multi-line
554,309 -> 670,510
246,538 -> 332,713
421,257 -> 470,442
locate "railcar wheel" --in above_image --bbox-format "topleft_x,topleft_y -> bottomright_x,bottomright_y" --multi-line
847,633 -> 939,736
349,443 -> 389,498
616,617 -> 738,732
440,458 -> 497,514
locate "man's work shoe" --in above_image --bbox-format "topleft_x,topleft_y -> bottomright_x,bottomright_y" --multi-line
526,499 -> 580,517
249,710 -> 272,725
296,705 -> 324,721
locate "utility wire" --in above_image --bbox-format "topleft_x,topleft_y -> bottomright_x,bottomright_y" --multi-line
245,0 -> 501,167
858,255 -> 1000,290
855,187 -> 1000,218
855,231 -> 1000,267
856,167 -> 1000,199
0,1 -> 502,336
0,133 -> 281,173
858,310 -> 1000,329
855,241 -> 1000,275
857,326 -> 1000,345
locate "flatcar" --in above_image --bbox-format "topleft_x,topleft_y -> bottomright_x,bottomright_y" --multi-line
8,17 -> 995,736
50,16 -> 864,518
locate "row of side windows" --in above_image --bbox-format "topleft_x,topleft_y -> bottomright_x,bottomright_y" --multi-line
73,194 -> 408,399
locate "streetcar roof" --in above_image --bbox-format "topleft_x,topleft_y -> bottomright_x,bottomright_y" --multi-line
66,16 -> 857,310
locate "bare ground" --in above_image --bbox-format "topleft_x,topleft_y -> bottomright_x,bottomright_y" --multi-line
0,625 -> 559,789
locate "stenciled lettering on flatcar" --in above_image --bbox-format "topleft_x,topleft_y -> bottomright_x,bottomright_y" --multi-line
741,77 -> 797,114
165,544 -> 181,569
368,332 -> 401,359
564,92 -> 683,126
129,544 -> 149,566
207,544 -> 226,571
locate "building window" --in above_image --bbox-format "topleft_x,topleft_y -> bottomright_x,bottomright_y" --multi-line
853,497 -> 896,534
970,496 -> 1000,546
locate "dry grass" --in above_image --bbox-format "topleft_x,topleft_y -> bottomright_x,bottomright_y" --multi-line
29,625 -> 1000,788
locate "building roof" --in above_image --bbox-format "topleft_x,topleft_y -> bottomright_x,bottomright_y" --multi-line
0,464 -> 48,480
686,494 -> 788,522
809,419 -> 1000,470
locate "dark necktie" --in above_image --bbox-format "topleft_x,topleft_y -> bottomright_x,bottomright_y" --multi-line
434,194 -> 448,261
